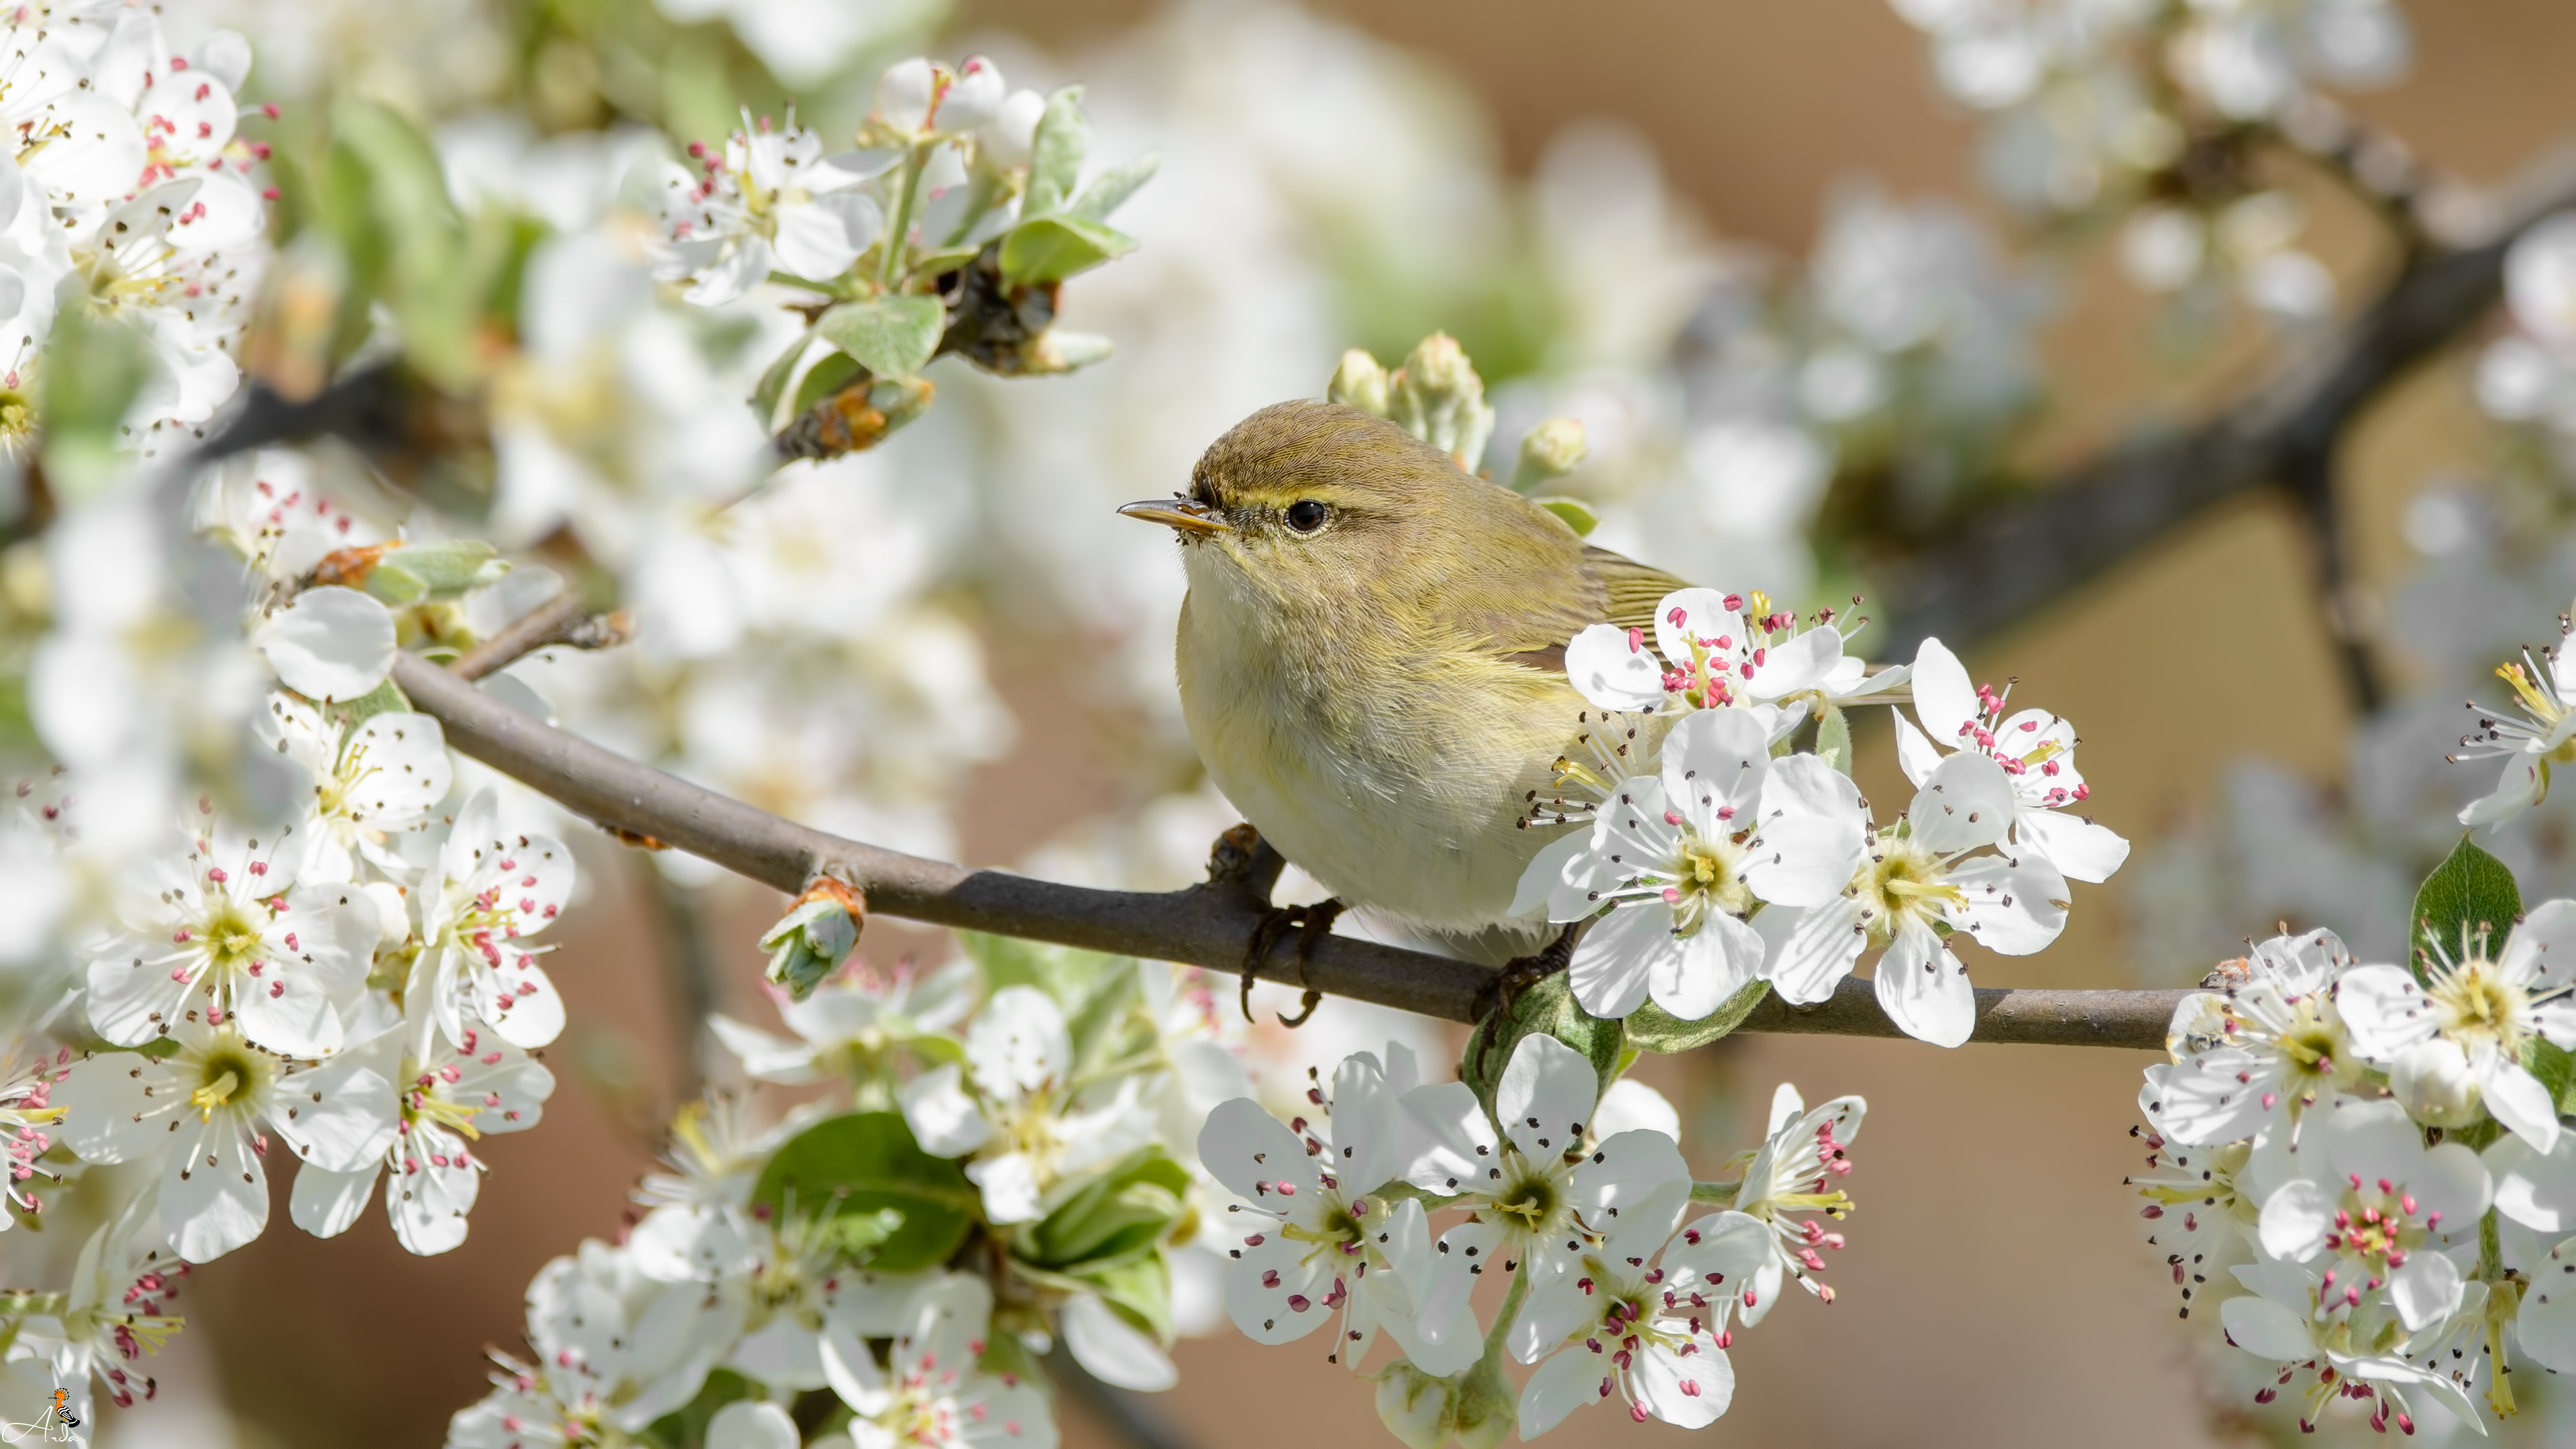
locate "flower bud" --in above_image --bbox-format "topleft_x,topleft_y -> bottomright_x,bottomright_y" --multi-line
759,884 -> 864,1000
875,58 -> 939,135
1511,417 -> 1587,491
982,89 -> 1046,170
939,56 -> 1006,136
2386,1042 -> 2482,1128
1372,1364 -> 1454,1449
1328,348 -> 1389,417
1389,332 -> 1495,472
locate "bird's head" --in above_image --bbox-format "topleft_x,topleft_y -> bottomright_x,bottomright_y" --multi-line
1121,398 -> 1579,627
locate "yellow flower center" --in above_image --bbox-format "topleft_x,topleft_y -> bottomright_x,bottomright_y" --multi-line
2427,957 -> 2528,1057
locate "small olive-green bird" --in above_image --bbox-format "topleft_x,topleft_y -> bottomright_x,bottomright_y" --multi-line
1120,398 -> 1686,961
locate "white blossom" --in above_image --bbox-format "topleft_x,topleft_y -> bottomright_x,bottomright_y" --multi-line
56,1020 -> 398,1261
2336,900 -> 2576,1150
1399,1036 -> 1691,1346
1761,750 -> 2070,1047
83,824 -> 377,1059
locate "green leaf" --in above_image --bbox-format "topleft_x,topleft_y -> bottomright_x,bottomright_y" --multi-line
1069,1249 -> 1173,1343
2410,836 -> 2524,977
1624,979 -> 1770,1054
1814,704 -> 1851,775
1026,87 -> 1087,217
998,215 -> 1136,287
1025,1147 -> 1189,1269
1531,498 -> 1597,537
1068,152 -> 1159,223
365,541 -> 507,605
1459,969 -> 1621,1118
2529,1038 -> 2576,1118
788,349 -> 865,424
321,678 -> 413,733
816,294 -> 948,380
752,1112 -> 979,1271
639,1367 -> 757,1449
751,331 -> 818,425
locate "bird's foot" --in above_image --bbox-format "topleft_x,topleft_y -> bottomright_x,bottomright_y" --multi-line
1240,898 -> 1345,1028
1473,923 -> 1582,1022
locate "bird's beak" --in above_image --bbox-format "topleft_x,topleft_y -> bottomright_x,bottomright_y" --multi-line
1118,498 -> 1231,535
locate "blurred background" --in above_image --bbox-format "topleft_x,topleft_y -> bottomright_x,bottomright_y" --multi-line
83,0 -> 2576,1444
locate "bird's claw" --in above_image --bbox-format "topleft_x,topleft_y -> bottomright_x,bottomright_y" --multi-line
1474,922 -> 1582,1022
1240,898 -> 1344,1028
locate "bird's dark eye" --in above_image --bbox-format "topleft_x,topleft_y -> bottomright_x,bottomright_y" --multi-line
1285,500 -> 1329,533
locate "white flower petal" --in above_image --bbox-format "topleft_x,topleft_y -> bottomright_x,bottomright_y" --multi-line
1904,751 -> 2014,853
1633,1334 -> 1732,1427
289,1162 -> 378,1240
2256,1178 -> 2333,1262
1515,1337 -> 1605,1440
2012,808 -> 2129,884
2143,1051 -> 2271,1146
1872,921 -> 1974,1048
1909,637 -> 1980,742
967,986 -> 1070,1099
1566,899 -> 1670,1020
2489,1132 -> 2576,1233
1591,1079 -> 1680,1142
1061,1292 -> 1177,1392
254,586 -> 396,702
2482,1060 -> 2563,1153
1564,623 -> 1666,712
1891,708 -> 1943,787
2220,1293 -> 2316,1362
1495,1034 -> 1598,1162
708,1401 -> 801,1449
1758,896 -> 1866,1005
1196,1096 -> 1314,1204
1223,1233 -> 1333,1344
899,1062 -> 994,1158
163,1116 -> 268,1262
2333,965 -> 2440,1063
2389,1249 -> 2464,1334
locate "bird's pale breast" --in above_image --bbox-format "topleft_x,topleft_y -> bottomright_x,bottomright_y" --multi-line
1177,584 -> 1583,938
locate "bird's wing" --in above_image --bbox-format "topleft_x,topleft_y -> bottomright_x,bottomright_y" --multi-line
1585,545 -> 1692,634
1486,545 -> 1693,674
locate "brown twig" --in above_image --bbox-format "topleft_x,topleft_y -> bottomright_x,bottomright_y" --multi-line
446,592 -> 635,682
388,653 -> 2188,1050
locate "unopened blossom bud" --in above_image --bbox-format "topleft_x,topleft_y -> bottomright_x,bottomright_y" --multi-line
759,881 -> 865,1000
2384,1043 -> 2483,1128
940,56 -> 1007,136
1510,417 -> 1588,491
1389,332 -> 1496,472
875,58 -> 940,135
982,89 -> 1046,170
1328,349 -> 1390,417
1373,1363 -> 1454,1449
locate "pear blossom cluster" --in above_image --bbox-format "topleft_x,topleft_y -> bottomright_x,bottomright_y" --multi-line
1523,588 -> 2125,1046
2136,906 -> 2576,1435
1204,1030 -> 1864,1442
0,24 -> 1155,1427
446,941 -> 1260,1447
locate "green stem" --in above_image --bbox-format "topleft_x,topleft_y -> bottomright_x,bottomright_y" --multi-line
1689,1180 -> 1742,1208
877,141 -> 933,290
938,173 -> 1001,250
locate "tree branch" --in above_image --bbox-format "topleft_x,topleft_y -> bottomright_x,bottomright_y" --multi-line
447,590 -> 634,682
1878,133 -> 2576,657
388,654 -> 2188,1050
